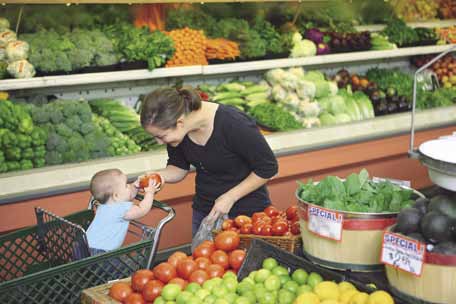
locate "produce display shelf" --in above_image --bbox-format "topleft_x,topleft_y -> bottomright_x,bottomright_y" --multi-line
1,105 -> 455,204
356,19 -> 456,32
0,0 -> 323,3
1,44 -> 454,91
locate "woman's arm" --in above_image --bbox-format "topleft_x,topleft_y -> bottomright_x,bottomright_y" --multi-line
156,165 -> 189,184
207,171 -> 273,220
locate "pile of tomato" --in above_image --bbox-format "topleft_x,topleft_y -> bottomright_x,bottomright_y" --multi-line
109,231 -> 245,303
221,205 -> 300,237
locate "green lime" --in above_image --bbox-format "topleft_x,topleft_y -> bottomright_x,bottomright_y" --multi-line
279,275 -> 291,286
264,275 -> 281,291
291,269 -> 308,285
262,258 -> 278,270
283,280 -> 299,294
307,272 -> 323,289
176,291 -> 193,304
186,282 -> 202,294
162,284 -> 181,301
297,284 -> 312,295
277,289 -> 295,304
272,266 -> 289,277
254,269 -> 271,283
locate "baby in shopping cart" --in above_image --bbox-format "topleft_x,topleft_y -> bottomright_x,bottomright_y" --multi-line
86,168 -> 160,256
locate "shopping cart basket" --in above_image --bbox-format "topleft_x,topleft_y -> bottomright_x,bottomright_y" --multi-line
0,196 -> 175,304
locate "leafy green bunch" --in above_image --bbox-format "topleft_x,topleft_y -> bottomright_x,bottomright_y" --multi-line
297,169 -> 415,213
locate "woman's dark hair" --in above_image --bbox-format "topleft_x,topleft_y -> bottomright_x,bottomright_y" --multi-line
140,87 -> 202,129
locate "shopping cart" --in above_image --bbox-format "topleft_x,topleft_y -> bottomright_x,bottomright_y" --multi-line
0,195 -> 175,304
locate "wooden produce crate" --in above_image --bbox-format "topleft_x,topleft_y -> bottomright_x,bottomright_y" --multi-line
81,278 -> 130,304
213,230 -> 302,254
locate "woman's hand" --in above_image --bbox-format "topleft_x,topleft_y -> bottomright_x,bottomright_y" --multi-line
207,192 -> 237,223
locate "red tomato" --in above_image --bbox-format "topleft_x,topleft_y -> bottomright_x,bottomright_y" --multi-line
251,223 -> 263,235
260,224 -> 272,236
193,243 -> 214,259
252,212 -> 267,223
234,215 -> 252,228
139,173 -> 162,189
228,249 -> 246,270
240,223 -> 252,234
168,277 -> 187,290
131,269 -> 154,292
222,219 -> 234,230
195,257 -> 211,270
167,251 -> 188,268
189,269 -> 209,284
271,221 -> 288,236
153,262 -> 176,283
210,250 -> 230,269
176,259 -> 197,280
228,227 -> 240,233
142,280 -> 164,302
109,282 -> 132,302
214,231 -> 240,252
124,292 -> 145,304
264,206 -> 280,218
207,264 -> 225,278
286,205 -> 299,221
291,221 -> 300,235
200,241 -> 216,252
257,216 -> 272,225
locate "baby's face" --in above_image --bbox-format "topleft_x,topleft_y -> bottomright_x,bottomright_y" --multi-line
113,173 -> 137,202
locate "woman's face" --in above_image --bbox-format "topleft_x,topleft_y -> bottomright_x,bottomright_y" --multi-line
145,123 -> 186,147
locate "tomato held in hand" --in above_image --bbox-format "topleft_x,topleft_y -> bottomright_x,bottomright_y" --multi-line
214,231 -> 240,252
189,269 -> 209,285
207,264 -> 225,278
139,173 -> 162,189
271,221 -> 288,236
210,250 -> 230,269
167,251 -> 188,268
228,249 -> 246,270
234,215 -> 252,228
124,292 -> 145,304
142,280 -> 164,302
131,269 -> 155,292
109,282 -> 133,302
153,262 -> 176,283
264,206 -> 280,218
176,259 -> 197,280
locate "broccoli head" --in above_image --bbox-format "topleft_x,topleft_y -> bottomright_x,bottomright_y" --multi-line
6,161 -> 20,172
55,123 -> 74,138
17,134 -> 32,149
2,129 -> 18,148
33,158 -> 46,168
31,127 -> 48,146
46,132 -> 66,150
45,151 -> 63,165
20,160 -> 34,170
34,146 -> 47,159
22,148 -> 34,160
5,147 -> 21,161
30,105 -> 51,124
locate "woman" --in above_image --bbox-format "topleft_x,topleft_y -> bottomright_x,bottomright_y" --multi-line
140,87 -> 278,236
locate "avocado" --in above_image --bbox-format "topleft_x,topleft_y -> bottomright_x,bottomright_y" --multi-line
432,242 -> 456,255
395,208 -> 422,234
406,232 -> 426,243
413,197 -> 429,215
420,211 -> 454,243
428,195 -> 456,220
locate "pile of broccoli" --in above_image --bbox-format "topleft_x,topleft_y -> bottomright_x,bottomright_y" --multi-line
21,28 -> 119,73
92,115 -> 141,156
0,100 -> 47,173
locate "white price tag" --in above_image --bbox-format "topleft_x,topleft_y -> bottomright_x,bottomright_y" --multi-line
372,176 -> 411,188
381,232 -> 425,277
307,205 -> 343,241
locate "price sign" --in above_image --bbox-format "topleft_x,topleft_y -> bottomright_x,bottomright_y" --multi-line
372,176 -> 411,188
381,231 -> 425,276
307,205 -> 343,241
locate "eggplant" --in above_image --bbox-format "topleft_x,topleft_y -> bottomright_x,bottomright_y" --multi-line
374,99 -> 388,116
387,101 -> 398,113
398,99 -> 409,112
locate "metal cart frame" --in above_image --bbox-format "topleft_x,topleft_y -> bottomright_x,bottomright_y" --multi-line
0,197 -> 175,304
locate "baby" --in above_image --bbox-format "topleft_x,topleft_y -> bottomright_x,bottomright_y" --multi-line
86,168 -> 159,255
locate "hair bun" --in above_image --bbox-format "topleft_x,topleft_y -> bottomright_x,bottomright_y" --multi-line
178,87 -> 202,112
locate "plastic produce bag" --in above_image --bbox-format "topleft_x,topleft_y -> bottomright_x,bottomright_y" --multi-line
7,59 -> 35,78
191,214 -> 227,252
6,40 -> 29,61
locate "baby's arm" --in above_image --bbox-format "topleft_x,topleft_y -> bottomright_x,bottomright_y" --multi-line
123,181 -> 158,220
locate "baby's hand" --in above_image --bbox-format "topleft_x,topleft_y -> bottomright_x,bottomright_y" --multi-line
144,180 -> 160,194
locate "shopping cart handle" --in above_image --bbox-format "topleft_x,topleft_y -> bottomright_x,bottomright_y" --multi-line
134,193 -> 173,213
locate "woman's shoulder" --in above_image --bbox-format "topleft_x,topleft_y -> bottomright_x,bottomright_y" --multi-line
217,104 -> 256,129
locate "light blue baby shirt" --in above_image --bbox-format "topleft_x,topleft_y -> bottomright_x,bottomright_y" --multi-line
86,201 -> 133,251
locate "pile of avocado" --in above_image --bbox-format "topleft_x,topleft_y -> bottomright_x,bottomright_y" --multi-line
393,193 -> 456,255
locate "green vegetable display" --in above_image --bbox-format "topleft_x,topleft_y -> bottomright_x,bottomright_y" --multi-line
252,16 -> 285,55
297,169 -> 415,213
381,18 -> 419,47
22,29 -> 119,73
0,100 -> 47,173
166,8 -> 217,36
366,67 -> 417,101
249,102 -> 302,131
104,23 -> 174,70
416,88 -> 456,109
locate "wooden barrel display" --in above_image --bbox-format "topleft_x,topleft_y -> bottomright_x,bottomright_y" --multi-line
297,197 -> 396,271
385,251 -> 456,304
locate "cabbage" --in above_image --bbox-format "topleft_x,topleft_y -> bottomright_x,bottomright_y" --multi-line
292,32 -> 303,44
328,95 -> 347,114
290,39 -> 317,58
319,113 -> 337,126
296,80 -> 316,99
353,91 -> 375,119
334,113 -> 352,124
329,81 -> 338,96
313,80 -> 331,99
302,71 -> 325,82
345,98 -> 362,121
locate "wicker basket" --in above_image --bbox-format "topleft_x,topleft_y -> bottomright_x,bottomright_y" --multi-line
212,230 -> 302,254
81,278 -> 130,304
